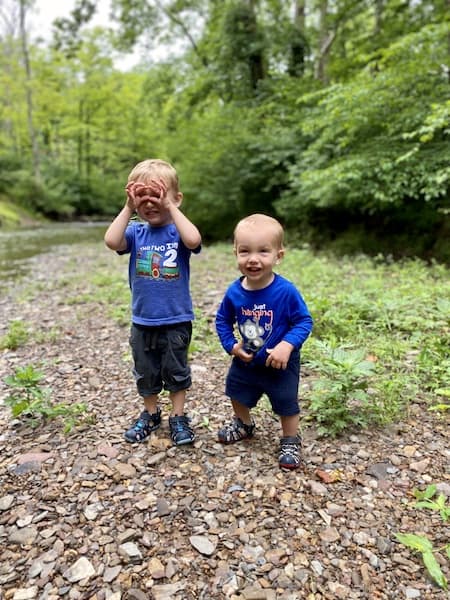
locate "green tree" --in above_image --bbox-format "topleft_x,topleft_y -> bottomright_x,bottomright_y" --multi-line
275,22 -> 449,255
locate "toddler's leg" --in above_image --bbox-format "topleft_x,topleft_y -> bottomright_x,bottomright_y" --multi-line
280,414 -> 299,438
170,389 -> 186,416
168,389 -> 195,446
124,393 -> 162,443
218,399 -> 256,444
279,414 -> 302,470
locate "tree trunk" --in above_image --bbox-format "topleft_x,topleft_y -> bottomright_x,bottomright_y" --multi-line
448,0 -> 450,83
289,0 -> 307,77
19,0 -> 41,182
315,0 -> 332,83
374,0 -> 383,35
78,100 -> 84,181
245,0 -> 265,89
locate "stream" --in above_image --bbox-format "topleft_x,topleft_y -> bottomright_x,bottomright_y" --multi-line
0,222 -> 107,291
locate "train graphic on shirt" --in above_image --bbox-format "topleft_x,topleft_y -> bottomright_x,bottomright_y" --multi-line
135,249 -> 179,279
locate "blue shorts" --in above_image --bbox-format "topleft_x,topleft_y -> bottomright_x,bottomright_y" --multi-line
129,322 -> 192,397
225,353 -> 301,417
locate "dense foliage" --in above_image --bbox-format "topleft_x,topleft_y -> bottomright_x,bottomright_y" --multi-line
0,0 -> 449,259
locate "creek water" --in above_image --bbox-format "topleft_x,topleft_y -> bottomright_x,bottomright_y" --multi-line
0,222 -> 107,290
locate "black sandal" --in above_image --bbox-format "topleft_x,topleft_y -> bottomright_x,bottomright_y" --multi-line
218,417 -> 255,444
279,435 -> 302,469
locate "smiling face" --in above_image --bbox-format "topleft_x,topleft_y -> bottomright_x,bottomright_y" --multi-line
234,215 -> 285,290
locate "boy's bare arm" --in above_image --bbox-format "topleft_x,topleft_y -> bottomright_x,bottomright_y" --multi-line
147,179 -> 201,250
104,204 -> 134,251
168,204 -> 202,250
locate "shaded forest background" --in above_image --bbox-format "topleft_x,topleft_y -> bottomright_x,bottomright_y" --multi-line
1,0 -> 449,261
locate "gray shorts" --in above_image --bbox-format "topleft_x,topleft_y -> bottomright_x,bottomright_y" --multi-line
129,322 -> 192,397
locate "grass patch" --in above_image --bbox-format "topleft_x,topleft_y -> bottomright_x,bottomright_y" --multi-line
0,320 -> 30,350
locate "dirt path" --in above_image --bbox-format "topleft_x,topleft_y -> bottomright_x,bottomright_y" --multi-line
0,241 -> 448,600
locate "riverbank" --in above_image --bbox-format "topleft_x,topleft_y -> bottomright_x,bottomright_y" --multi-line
0,240 -> 448,599
0,199 -> 44,228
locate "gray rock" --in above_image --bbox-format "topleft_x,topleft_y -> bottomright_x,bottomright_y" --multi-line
0,495 -> 14,511
189,535 -> 217,555
118,542 -> 142,563
12,587 -> 39,600
366,462 -> 392,480
8,526 -> 38,546
62,557 -> 96,583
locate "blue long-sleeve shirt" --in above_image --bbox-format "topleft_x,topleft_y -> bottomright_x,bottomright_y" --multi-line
216,274 -> 313,366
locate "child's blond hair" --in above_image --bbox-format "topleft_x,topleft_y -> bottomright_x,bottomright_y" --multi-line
128,159 -> 180,193
234,214 -> 285,249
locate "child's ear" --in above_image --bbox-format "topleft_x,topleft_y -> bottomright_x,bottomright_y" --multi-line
174,192 -> 183,207
275,248 -> 285,264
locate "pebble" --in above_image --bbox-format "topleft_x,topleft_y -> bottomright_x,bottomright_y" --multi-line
12,587 -> 38,600
404,588 -> 421,599
189,534 -> 217,555
62,557 -> 96,582
118,542 -> 142,563
0,495 -> 14,511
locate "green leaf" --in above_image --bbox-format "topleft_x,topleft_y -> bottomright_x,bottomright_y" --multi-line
429,403 -> 450,412
435,388 -> 450,398
414,500 -> 437,510
414,485 -> 436,500
436,494 -> 447,508
422,551 -> 448,590
10,400 -> 29,418
440,508 -> 450,523
395,533 -> 433,553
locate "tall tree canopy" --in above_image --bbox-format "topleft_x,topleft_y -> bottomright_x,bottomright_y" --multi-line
0,0 -> 449,259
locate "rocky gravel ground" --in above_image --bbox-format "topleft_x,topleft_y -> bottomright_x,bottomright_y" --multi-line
0,241 -> 449,600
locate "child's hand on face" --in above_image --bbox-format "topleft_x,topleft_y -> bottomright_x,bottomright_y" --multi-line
125,179 -> 168,210
125,181 -> 138,209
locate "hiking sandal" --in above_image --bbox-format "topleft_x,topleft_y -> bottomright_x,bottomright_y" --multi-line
124,408 -> 162,443
169,414 -> 195,445
279,435 -> 303,470
218,417 -> 255,444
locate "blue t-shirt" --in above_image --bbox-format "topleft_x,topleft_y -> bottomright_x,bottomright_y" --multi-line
119,221 -> 200,326
216,273 -> 313,366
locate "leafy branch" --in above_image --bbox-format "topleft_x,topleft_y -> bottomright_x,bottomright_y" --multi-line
396,485 -> 450,590
4,364 -> 88,433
